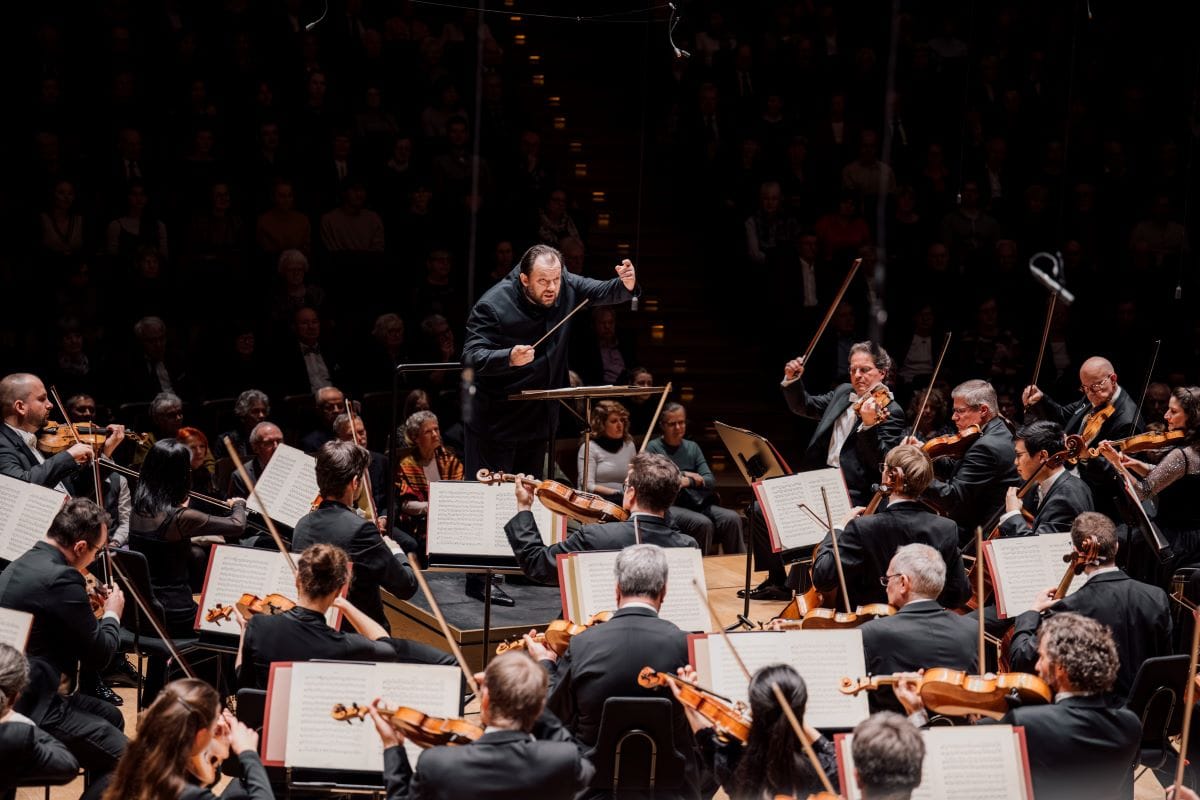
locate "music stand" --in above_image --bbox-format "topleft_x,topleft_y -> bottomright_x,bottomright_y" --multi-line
714,421 -> 793,625
511,385 -> 667,490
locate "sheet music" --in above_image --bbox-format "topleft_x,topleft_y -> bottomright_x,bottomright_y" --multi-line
246,444 -> 319,528
0,607 -> 33,651
562,548 -> 709,631
753,469 -> 851,551
427,481 -> 560,556
195,544 -> 338,633
692,629 -> 869,729
283,661 -> 461,771
0,474 -> 68,562
262,663 -> 293,766
985,532 -> 1082,618
837,725 -> 1030,800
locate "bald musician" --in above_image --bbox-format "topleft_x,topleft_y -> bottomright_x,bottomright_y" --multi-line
0,372 -> 93,491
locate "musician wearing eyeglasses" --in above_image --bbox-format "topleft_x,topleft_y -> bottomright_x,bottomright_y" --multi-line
997,420 -> 1093,537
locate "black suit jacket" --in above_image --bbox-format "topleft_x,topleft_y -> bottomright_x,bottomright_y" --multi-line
291,501 -> 417,629
1002,695 -> 1140,800
926,417 -> 1020,540
505,511 -> 699,586
0,715 -> 79,792
781,380 -> 906,504
859,600 -> 978,713
0,425 -> 80,490
274,339 -> 344,398
385,721 -> 594,800
812,501 -> 970,608
998,469 -> 1094,537
0,542 -> 122,683
544,605 -> 699,799
1008,569 -> 1172,701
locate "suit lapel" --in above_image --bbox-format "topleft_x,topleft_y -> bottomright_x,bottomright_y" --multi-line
812,385 -> 853,446
0,425 -> 36,468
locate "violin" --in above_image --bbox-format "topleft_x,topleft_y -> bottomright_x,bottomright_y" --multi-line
771,603 -> 896,630
331,703 -> 483,748
84,571 -> 106,620
495,610 -> 613,656
853,385 -> 894,419
1078,402 -> 1117,446
37,422 -> 146,454
1085,429 -> 1185,460
638,667 -> 751,743
476,469 -> 629,525
839,668 -> 1051,719
205,593 -> 296,625
188,748 -> 221,786
921,424 -> 982,460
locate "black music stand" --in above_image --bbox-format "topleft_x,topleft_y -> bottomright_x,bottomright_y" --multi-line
714,421 -> 792,626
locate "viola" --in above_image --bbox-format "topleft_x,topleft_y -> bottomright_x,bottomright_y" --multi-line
862,482 -> 891,516
476,469 -> 629,525
638,667 -> 751,743
331,702 -> 483,748
839,668 -> 1051,719
1085,429 -> 1186,460
205,593 -> 296,625
921,424 -> 982,460
495,610 -> 612,656
38,422 -> 147,454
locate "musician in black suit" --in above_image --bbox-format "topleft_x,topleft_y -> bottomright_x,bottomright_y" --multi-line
812,445 -> 970,608
0,499 -> 127,776
370,651 -> 593,800
292,440 -> 418,630
525,544 -> 701,800
237,543 -> 453,690
1022,355 -> 1143,517
0,372 -> 91,489
898,613 -> 1140,800
997,421 -> 1094,537
854,544 -> 977,713
741,342 -> 906,600
504,452 -> 699,586
915,379 -> 1020,543
0,644 -> 79,795
1007,512 -> 1171,701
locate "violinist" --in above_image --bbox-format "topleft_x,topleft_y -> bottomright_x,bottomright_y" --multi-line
364,651 -> 594,800
64,393 -> 132,547
812,445 -> 970,608
0,498 -> 128,778
1007,513 -> 1171,701
522,544 -> 703,799
0,372 -> 93,491
236,543 -> 455,690
671,662 -> 840,799
997,421 -> 1094,537
911,379 -> 1019,544
97,678 -> 270,800
1099,386 -> 1200,578
859,544 -> 977,713
292,440 -> 418,630
1023,356 -> 1143,518
742,342 -> 906,600
896,613 -> 1140,800
504,453 -> 698,586
850,712 -> 925,800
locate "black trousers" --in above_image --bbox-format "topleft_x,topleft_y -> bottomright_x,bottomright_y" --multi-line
40,692 -> 127,776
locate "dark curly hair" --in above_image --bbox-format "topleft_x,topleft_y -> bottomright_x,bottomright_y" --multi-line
1039,612 -> 1119,694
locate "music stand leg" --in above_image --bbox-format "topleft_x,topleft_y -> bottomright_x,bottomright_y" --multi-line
482,568 -> 493,668
728,525 -> 754,631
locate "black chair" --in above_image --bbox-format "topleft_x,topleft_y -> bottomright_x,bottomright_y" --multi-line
1125,654 -> 1191,785
109,548 -> 203,709
9,770 -> 82,800
587,697 -> 687,795
221,689 -> 270,782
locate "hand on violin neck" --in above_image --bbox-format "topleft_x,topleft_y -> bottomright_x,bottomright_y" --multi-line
102,583 -> 125,617
1004,486 -> 1022,514
100,424 -> 126,458
367,699 -> 404,749
227,714 -> 259,756
893,672 -> 925,716
513,475 -> 534,511
523,628 -> 555,662
857,398 -> 883,426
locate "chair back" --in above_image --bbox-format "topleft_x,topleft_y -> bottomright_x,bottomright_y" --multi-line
587,697 -> 687,793
1125,654 -> 1191,772
111,547 -> 169,637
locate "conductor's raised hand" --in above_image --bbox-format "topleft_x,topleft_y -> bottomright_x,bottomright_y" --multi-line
513,475 -> 535,512
614,258 -> 636,290
509,344 -> 535,367
783,356 -> 805,382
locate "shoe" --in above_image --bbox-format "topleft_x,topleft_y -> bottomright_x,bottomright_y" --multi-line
737,581 -> 791,601
103,657 -> 140,688
465,581 -> 516,607
89,678 -> 124,707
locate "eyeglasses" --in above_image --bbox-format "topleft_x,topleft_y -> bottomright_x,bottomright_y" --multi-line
1079,377 -> 1111,394
879,573 -> 903,587
950,405 -> 978,417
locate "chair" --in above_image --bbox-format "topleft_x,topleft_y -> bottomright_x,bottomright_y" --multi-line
110,548 -> 203,709
200,397 -> 237,437
10,770 -> 82,800
221,689 -> 270,782
587,697 -> 687,794
1125,654 -> 1191,782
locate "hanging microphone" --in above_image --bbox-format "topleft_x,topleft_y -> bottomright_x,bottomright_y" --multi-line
305,0 -> 328,31
1029,262 -> 1075,306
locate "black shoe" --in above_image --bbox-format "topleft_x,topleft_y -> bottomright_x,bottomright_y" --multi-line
737,581 -> 791,601
103,657 -> 140,688
465,581 -> 516,607
89,678 -> 124,707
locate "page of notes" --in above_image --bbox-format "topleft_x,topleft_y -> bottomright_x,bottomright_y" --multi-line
427,481 -> 559,557
986,532 -> 1082,618
753,469 -> 852,551
195,545 -> 338,633
692,629 -> 869,729
0,607 -> 33,651
563,547 -> 709,632
246,444 -> 319,528
0,474 -> 67,562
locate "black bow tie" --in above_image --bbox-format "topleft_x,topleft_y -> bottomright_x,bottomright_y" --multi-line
302,345 -> 321,356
